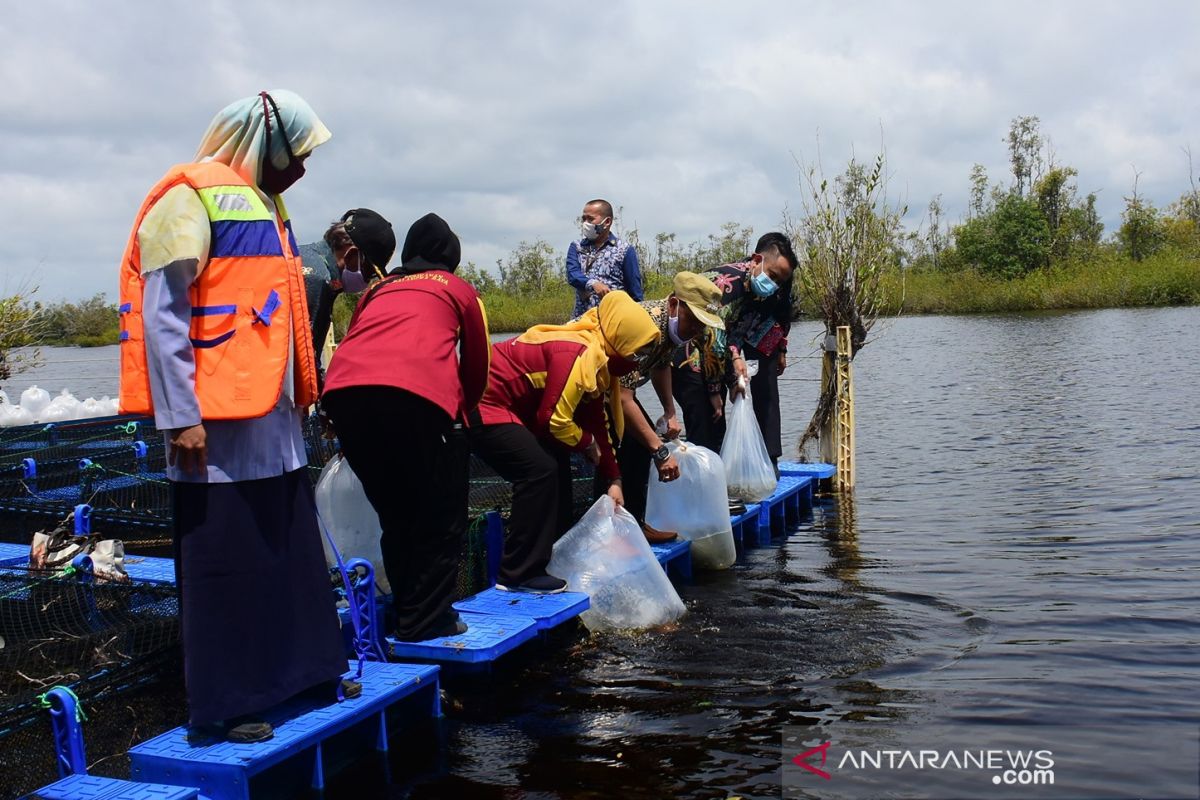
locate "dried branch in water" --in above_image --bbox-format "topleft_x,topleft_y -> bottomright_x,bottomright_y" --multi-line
789,148 -> 906,454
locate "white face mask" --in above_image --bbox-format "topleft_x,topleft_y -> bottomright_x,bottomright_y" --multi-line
580,218 -> 608,242
667,314 -> 687,346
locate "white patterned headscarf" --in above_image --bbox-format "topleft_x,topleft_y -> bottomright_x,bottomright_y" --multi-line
193,89 -> 331,190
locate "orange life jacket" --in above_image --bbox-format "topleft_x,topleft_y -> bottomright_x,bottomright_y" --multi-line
118,161 -> 318,420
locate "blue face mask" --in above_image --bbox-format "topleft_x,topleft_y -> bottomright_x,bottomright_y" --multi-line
750,267 -> 779,298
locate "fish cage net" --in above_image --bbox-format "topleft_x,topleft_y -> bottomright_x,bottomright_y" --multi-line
0,430 -> 171,552
0,568 -> 181,799
0,418 -> 152,468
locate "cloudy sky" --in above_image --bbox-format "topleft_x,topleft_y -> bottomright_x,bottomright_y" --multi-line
1,1 -> 1196,300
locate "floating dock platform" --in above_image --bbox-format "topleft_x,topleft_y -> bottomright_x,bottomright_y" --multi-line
128,661 -> 439,800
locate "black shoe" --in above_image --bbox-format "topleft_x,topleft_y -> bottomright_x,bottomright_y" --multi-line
187,716 -> 274,744
496,575 -> 567,594
298,677 -> 362,705
396,612 -> 468,642
728,498 -> 747,515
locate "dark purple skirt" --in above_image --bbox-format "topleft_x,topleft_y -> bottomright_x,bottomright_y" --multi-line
172,469 -> 347,726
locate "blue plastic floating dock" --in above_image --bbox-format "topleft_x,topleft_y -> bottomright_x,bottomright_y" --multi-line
129,661 -> 439,800
729,503 -> 761,549
453,587 -> 589,631
776,474 -> 815,526
752,475 -> 815,541
649,539 -> 692,581
27,773 -> 206,800
120,555 -> 177,585
0,541 -> 26,565
387,610 -> 539,669
723,475 -> 818,550
777,460 -> 836,480
0,545 -> 177,586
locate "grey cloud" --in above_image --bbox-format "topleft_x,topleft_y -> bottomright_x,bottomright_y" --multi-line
2,0 -> 1197,301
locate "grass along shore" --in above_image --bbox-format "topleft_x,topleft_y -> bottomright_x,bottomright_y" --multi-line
30,251 -> 1199,346
882,249 -> 1200,316
332,250 -> 1198,336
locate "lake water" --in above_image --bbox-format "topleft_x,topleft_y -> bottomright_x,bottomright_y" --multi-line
7,308 -> 1198,799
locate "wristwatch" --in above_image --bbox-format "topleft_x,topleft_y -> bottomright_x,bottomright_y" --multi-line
652,444 -> 670,463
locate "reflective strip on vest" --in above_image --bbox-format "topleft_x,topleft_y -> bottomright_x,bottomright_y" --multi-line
196,185 -> 285,259
196,185 -> 267,222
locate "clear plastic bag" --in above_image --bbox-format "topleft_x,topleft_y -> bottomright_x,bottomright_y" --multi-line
19,385 -> 50,419
548,495 -> 686,632
314,454 -> 389,593
720,362 -> 777,502
644,441 -> 736,569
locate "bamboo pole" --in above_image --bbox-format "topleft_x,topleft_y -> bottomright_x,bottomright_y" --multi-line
835,325 -> 856,491
818,332 -> 836,465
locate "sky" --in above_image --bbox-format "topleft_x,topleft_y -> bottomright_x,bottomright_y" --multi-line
1,0 -> 1197,301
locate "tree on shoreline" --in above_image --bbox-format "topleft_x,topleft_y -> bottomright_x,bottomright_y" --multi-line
1118,172 -> 1167,262
0,285 -> 46,390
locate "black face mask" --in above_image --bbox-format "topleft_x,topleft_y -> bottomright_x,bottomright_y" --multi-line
259,92 -> 305,195
606,353 -> 639,376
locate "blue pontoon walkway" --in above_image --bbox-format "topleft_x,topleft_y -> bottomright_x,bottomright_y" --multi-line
128,661 -> 439,800
382,511 -> 591,670
28,773 -> 209,799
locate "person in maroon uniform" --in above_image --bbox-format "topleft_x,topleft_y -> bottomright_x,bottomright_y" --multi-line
322,213 -> 491,641
469,291 -> 659,593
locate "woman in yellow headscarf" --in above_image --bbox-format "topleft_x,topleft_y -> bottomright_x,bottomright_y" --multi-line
469,291 -> 658,593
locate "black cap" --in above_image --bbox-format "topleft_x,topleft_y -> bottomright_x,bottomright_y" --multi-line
341,209 -> 396,273
400,213 -> 461,273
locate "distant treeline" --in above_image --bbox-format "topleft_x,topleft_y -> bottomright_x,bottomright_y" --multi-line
336,117 -> 1200,333
34,294 -> 120,347
31,115 -> 1200,344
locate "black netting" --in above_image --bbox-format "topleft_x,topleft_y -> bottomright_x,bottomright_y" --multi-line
0,568 -> 181,799
0,417 -> 150,468
454,514 -> 491,601
0,418 -> 170,552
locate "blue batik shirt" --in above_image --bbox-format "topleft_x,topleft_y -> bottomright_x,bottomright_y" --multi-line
564,234 -> 643,317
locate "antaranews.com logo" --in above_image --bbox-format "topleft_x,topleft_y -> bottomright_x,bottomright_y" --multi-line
782,724 -> 1200,800
792,741 -> 1055,787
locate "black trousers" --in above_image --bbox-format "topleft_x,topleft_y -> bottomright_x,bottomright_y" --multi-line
745,346 -> 784,462
173,470 -> 347,726
674,349 -> 782,461
593,397 -> 653,524
673,367 -> 726,453
468,423 -> 572,586
322,387 -> 467,639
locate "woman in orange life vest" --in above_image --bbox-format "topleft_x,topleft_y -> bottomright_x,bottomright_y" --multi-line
117,90 -> 352,743
469,291 -> 660,593
321,213 -> 491,642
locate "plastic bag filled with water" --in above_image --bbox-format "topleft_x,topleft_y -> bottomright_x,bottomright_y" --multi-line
645,441 -> 736,569
548,495 -> 686,632
19,385 -> 50,418
314,455 -> 389,593
720,363 -> 777,502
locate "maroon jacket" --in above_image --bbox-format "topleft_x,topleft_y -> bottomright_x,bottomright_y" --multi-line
322,270 -> 490,422
476,338 -> 619,480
